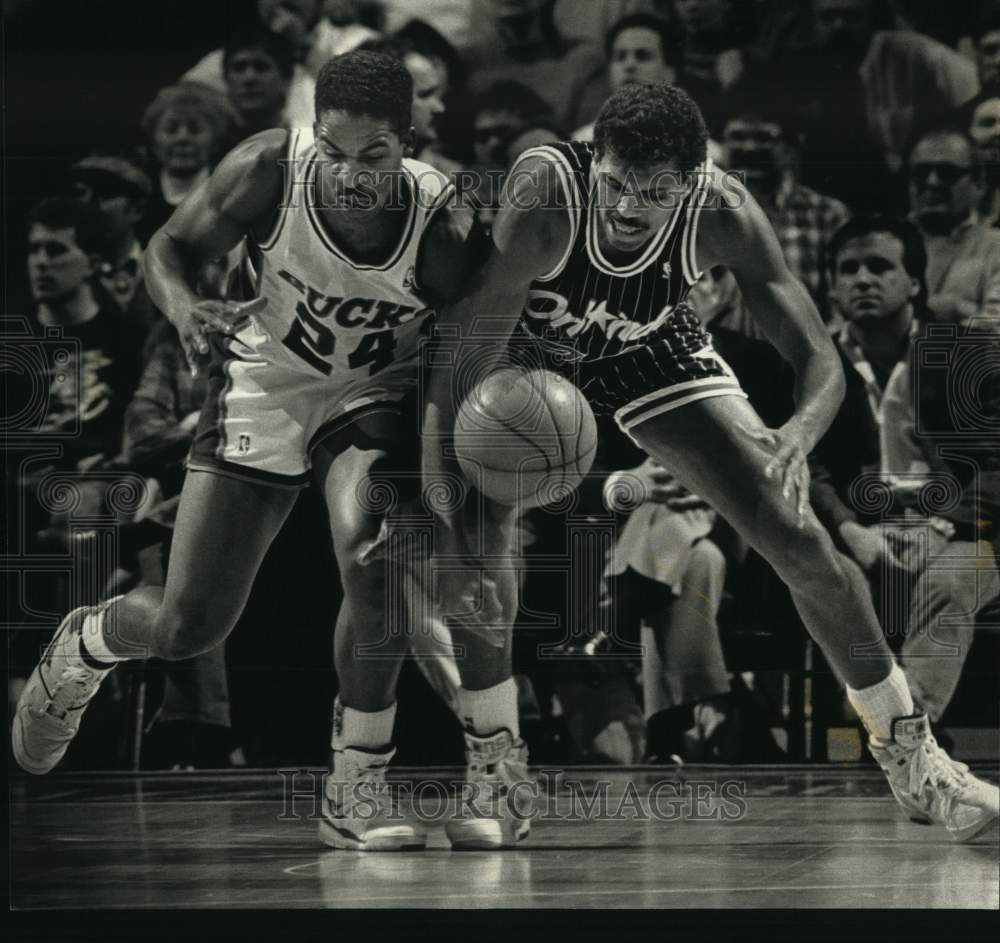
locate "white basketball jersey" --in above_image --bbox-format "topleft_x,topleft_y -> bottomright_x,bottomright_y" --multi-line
232,128 -> 453,393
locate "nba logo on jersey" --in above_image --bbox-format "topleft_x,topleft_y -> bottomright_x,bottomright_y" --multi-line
402,266 -> 416,290
662,261 -> 672,279
238,434 -> 251,455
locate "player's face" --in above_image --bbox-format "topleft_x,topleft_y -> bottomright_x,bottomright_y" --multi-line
830,232 -> 917,322
313,109 -> 409,211
27,224 -> 95,302
908,134 -> 979,225
405,52 -> 447,146
609,28 -> 671,90
152,109 -> 216,174
592,150 -> 688,252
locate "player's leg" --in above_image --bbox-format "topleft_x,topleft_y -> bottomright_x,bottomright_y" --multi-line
12,469 -> 297,774
627,393 -> 998,840
311,407 -> 426,851
435,495 -> 530,849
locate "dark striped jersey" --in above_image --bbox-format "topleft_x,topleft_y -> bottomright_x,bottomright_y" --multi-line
508,140 -> 724,415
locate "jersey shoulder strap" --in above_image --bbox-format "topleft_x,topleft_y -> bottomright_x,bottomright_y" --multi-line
508,140 -> 590,282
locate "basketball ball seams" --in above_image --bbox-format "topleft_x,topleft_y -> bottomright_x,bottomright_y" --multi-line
454,368 -> 597,506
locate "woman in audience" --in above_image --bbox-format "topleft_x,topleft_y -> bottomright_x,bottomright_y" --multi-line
139,83 -> 237,244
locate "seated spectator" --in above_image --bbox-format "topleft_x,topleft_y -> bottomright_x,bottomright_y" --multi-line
573,12 -> 676,143
21,197 -> 147,469
139,83 -> 239,244
813,214 -> 1000,744
183,0 -> 378,129
9,198 -> 147,665
961,82 -> 1000,226
602,457 -> 733,763
465,0 -> 607,133
222,23 -> 296,139
70,155 -> 152,321
771,0 -> 977,213
688,82 -> 849,337
907,124 -> 1000,328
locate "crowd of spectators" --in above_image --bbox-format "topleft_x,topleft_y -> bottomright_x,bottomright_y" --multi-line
5,0 -> 1000,770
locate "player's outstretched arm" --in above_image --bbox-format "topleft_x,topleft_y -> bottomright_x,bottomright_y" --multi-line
144,129 -> 287,372
698,174 -> 846,517
421,157 -> 570,479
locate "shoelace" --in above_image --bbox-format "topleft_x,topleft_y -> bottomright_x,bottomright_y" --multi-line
36,666 -> 101,722
334,759 -> 393,816
908,737 -> 969,816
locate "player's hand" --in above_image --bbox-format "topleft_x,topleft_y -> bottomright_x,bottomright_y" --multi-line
178,297 -> 267,377
737,418 -> 811,526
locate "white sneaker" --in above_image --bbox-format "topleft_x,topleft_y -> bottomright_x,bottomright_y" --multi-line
319,746 -> 426,851
445,729 -> 532,850
12,604 -> 116,775
869,713 -> 999,842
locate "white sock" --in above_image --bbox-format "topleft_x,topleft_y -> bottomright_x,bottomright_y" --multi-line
457,677 -> 519,739
80,602 -> 128,666
331,697 -> 396,752
847,663 -> 914,744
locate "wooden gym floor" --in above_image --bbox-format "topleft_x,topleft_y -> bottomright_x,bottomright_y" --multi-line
10,764 -> 999,910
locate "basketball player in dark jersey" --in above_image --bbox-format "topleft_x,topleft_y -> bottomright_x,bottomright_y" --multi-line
426,83 -> 998,841
13,51 -> 524,852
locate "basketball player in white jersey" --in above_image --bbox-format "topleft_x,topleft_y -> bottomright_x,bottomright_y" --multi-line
426,82 -> 999,841
13,51 -> 523,852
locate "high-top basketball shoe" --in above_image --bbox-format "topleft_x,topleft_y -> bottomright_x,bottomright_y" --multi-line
13,603 -> 117,775
445,728 -> 532,850
319,745 -> 426,851
869,713 -> 999,842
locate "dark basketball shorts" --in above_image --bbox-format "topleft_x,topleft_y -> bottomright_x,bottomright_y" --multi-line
512,305 -> 746,440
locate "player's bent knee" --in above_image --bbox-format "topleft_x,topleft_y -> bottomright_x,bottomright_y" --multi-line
154,605 -> 231,661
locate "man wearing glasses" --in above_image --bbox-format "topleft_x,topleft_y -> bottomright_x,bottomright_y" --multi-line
908,125 -> 1000,327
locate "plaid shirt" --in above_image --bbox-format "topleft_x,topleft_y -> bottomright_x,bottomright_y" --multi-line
123,321 -> 205,480
766,177 -> 849,299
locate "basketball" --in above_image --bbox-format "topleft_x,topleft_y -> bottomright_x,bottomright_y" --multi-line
454,368 -> 598,507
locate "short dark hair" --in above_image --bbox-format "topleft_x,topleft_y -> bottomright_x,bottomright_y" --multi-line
604,12 -> 676,63
223,23 -> 296,79
26,197 -> 107,256
593,82 -> 708,173
314,50 -> 413,133
826,214 -> 928,308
